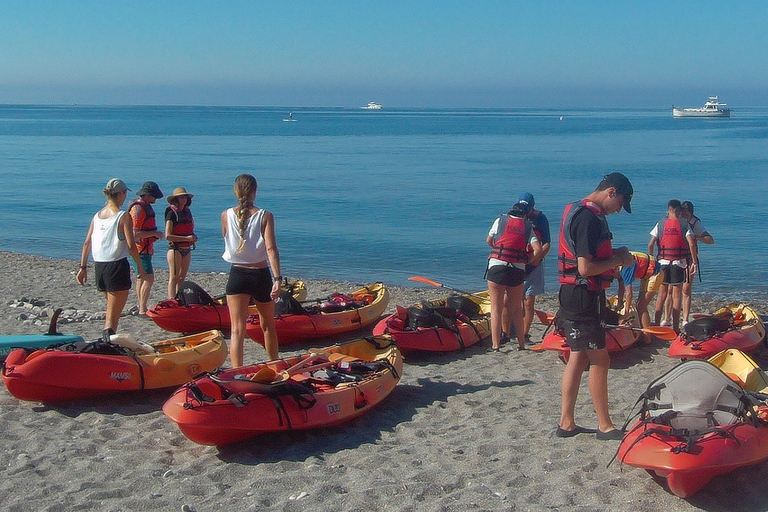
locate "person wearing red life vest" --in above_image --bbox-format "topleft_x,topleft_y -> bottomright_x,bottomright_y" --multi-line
165,187 -> 198,299
486,197 -> 542,351
555,172 -> 634,441
129,181 -> 165,315
648,199 -> 698,332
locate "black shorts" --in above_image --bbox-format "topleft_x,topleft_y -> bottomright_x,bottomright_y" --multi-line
662,264 -> 687,285
487,265 -> 526,287
226,266 -> 273,303
555,317 -> 606,351
95,259 -> 132,293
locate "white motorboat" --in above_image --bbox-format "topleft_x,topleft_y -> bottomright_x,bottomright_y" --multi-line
361,102 -> 382,110
672,96 -> 731,118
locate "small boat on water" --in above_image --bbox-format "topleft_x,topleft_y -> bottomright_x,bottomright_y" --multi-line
361,102 -> 382,110
282,112 -> 297,122
672,96 -> 731,118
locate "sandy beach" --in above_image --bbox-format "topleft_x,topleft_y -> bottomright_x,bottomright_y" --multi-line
2,251 -> 768,511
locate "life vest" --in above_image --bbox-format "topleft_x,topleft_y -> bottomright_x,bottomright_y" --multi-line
129,200 -> 157,255
166,206 -> 195,249
657,217 -> 690,261
557,200 -> 614,290
488,214 -> 531,264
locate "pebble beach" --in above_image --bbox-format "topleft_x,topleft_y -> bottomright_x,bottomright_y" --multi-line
2,251 -> 768,511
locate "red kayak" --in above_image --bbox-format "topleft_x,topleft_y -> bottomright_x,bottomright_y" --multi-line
617,358 -> 768,498
372,293 -> 490,353
147,280 -> 306,334
668,304 -> 766,360
162,336 -> 402,446
245,282 -> 389,345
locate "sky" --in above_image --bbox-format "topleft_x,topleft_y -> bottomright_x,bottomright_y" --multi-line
1,1 -> 766,107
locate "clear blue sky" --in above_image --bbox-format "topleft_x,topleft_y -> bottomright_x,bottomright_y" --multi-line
1,1 -> 766,107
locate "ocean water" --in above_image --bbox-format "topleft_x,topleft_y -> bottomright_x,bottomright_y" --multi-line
1,105 -> 766,300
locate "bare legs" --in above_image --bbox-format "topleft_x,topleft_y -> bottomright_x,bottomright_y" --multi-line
104,290 -> 130,333
227,294 -> 278,368
488,281 -> 525,349
167,249 -> 191,299
136,273 -> 154,314
559,348 -> 615,433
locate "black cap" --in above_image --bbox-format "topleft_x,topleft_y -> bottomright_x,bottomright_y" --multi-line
137,181 -> 163,199
600,172 -> 633,213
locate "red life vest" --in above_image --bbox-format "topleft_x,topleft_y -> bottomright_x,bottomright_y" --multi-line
557,200 -> 614,290
129,200 -> 157,255
657,217 -> 690,260
489,214 -> 531,264
167,206 -> 195,249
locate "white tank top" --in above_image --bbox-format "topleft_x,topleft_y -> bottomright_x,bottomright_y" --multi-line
222,207 -> 268,264
91,210 -> 129,262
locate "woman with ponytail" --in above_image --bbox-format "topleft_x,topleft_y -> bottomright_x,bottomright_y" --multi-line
222,174 -> 282,366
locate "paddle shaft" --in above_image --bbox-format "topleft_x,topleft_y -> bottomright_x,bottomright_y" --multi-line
604,324 -> 677,340
408,276 -> 485,298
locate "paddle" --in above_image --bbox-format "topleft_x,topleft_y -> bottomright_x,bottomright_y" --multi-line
249,352 -> 351,383
605,324 -> 678,341
407,276 -> 486,298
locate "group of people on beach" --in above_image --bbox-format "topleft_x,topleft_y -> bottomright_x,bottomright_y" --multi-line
76,175 -> 283,366
485,173 -> 713,440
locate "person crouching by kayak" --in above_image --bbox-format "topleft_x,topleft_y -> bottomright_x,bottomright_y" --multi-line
76,178 -> 146,336
555,172 -> 635,441
165,187 -> 198,299
486,196 -> 542,351
222,174 -> 282,366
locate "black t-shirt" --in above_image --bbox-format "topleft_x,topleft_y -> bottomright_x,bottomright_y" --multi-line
558,206 -> 609,321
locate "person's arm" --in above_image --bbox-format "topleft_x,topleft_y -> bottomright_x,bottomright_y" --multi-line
221,210 -> 228,238
697,231 -> 714,245
76,220 -> 94,285
648,235 -> 657,255
131,204 -> 163,241
687,234 -> 699,275
122,212 -> 145,280
261,211 -> 282,299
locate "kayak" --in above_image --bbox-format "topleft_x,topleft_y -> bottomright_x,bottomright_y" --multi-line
0,308 -> 83,360
531,298 -> 640,362
2,330 -> 227,402
371,292 -> 490,352
147,279 -> 306,334
162,336 -> 402,446
245,282 -> 389,345
617,356 -> 768,498
668,303 -> 766,360
708,348 -> 768,393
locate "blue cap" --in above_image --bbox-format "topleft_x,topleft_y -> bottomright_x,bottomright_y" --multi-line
517,192 -> 535,208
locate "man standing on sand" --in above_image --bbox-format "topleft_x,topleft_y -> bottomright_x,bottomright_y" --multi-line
679,200 -> 714,325
555,172 -> 634,441
649,199 -> 697,333
520,192 -> 551,344
129,181 -> 164,315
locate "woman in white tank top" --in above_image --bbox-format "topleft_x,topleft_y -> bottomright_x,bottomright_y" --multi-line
76,178 -> 145,336
222,174 -> 282,366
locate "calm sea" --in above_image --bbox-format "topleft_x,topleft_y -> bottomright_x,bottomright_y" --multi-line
1,105 -> 766,300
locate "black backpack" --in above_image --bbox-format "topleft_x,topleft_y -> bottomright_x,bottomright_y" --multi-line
274,290 -> 307,316
407,303 -> 456,330
176,281 -> 217,307
446,294 -> 482,319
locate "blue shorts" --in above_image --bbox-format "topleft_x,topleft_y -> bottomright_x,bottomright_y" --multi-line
524,262 -> 545,297
133,254 -> 154,275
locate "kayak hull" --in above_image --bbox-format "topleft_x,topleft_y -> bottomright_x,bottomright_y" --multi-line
668,304 -> 766,360
162,336 -> 402,446
245,282 -> 389,345
2,330 -> 227,402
